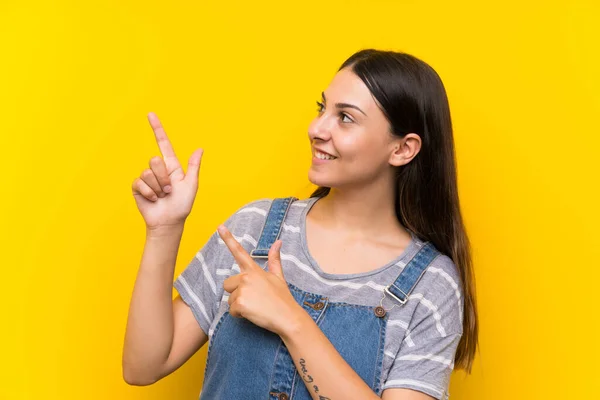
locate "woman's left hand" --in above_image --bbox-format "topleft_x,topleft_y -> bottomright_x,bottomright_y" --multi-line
217,224 -> 303,336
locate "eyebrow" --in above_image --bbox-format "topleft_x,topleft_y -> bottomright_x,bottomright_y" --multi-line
322,92 -> 367,117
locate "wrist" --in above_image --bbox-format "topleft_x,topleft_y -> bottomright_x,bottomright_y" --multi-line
278,304 -> 311,342
146,223 -> 185,239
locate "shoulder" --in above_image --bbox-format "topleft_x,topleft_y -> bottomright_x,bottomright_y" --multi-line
231,197 -> 274,217
223,197 -> 309,235
408,248 -> 464,335
223,198 -> 273,233
426,252 -> 463,300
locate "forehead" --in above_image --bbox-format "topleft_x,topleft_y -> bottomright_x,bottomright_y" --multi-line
324,67 -> 375,109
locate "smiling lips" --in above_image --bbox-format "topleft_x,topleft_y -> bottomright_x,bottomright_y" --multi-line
313,148 -> 337,160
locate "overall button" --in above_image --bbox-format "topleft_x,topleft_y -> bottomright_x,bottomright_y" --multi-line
374,306 -> 386,318
303,300 -> 325,310
269,392 -> 289,400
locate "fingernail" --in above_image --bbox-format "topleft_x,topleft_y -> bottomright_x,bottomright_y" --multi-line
164,185 -> 171,193
217,225 -> 226,234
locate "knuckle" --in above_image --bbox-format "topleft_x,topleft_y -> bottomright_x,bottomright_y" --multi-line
141,169 -> 154,179
149,156 -> 162,166
158,176 -> 170,187
140,169 -> 164,195
143,187 -> 156,197
135,182 -> 153,197
235,296 -> 245,308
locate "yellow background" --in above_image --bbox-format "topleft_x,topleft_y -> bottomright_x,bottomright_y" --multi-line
1,1 -> 598,399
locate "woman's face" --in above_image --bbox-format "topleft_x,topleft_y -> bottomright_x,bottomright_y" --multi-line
307,67 -> 401,190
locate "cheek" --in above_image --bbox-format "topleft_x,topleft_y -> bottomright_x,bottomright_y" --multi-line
336,135 -> 364,158
338,135 -> 382,164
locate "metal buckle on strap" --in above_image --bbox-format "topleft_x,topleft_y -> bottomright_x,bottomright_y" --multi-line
249,249 -> 269,259
384,285 -> 408,305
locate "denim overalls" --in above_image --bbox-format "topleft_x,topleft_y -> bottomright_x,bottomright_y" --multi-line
199,197 -> 442,399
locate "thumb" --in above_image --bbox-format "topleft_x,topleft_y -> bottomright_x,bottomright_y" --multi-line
184,148 -> 204,185
267,240 -> 284,278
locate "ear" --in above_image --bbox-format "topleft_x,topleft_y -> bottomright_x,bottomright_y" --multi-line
389,133 -> 422,167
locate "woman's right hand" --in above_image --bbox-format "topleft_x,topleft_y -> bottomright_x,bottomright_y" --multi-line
131,112 -> 204,230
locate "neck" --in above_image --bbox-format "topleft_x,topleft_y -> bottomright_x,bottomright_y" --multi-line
313,176 -> 407,239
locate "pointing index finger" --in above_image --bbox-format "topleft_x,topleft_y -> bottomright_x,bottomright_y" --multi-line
217,225 -> 255,270
148,112 -> 177,159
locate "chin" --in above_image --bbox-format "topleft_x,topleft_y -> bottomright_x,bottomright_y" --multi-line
308,168 -> 327,187
308,168 -> 339,188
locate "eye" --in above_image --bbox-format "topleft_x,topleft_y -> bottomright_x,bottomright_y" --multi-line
340,113 -> 353,123
315,101 -> 354,123
316,101 -> 324,113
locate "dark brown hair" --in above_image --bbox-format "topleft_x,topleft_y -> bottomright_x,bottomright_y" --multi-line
311,49 -> 479,372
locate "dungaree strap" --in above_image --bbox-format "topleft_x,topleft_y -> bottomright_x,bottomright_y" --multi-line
250,197 -> 298,259
385,241 -> 440,305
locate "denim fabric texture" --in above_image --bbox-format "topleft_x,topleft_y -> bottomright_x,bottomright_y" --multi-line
197,197 -> 442,400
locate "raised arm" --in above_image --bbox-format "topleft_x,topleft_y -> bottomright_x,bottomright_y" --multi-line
122,113 -> 205,385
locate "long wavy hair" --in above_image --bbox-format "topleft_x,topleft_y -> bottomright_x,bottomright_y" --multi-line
310,49 -> 479,372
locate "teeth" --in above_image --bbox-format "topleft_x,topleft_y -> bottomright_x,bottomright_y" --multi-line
316,150 -> 336,160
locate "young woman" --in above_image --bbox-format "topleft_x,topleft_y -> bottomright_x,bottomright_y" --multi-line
123,49 -> 478,400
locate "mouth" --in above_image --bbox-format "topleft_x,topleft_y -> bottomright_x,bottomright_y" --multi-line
313,148 -> 337,160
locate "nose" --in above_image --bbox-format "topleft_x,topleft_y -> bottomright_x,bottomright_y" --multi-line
308,115 -> 332,142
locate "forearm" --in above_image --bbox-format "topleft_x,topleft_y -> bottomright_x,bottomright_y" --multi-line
279,309 -> 380,400
122,224 -> 184,383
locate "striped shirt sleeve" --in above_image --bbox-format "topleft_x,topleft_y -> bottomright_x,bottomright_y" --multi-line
382,254 -> 464,400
